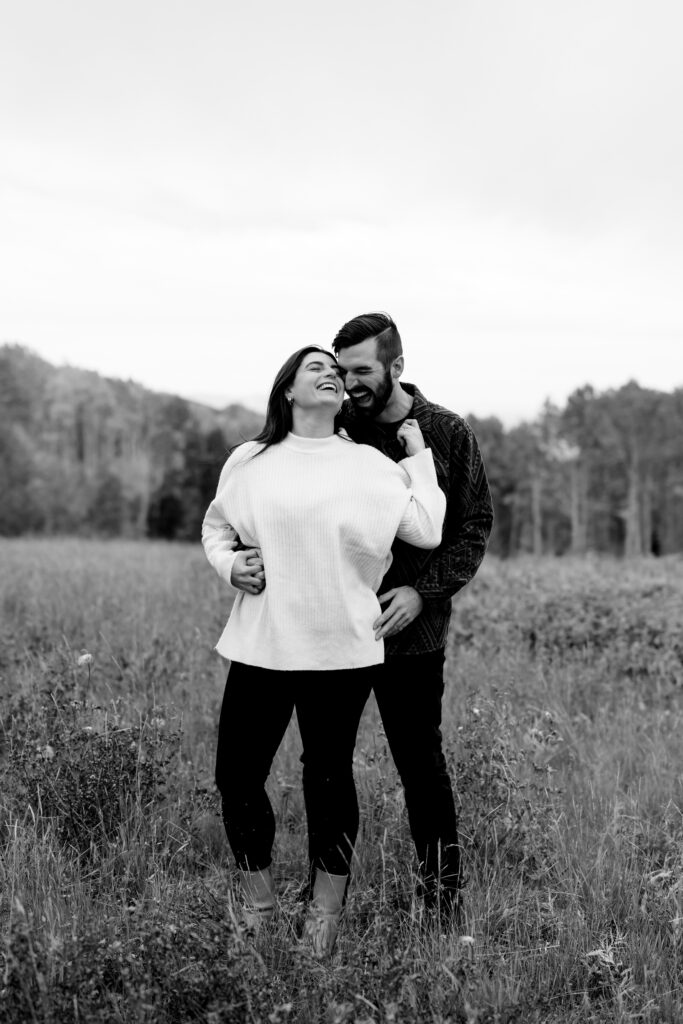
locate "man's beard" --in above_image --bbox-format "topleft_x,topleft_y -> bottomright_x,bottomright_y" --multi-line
348,367 -> 393,418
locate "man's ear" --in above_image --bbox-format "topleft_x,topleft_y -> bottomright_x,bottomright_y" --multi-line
391,355 -> 405,380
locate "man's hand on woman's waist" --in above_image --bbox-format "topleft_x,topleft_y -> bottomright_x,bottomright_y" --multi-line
230,549 -> 266,594
373,586 -> 424,640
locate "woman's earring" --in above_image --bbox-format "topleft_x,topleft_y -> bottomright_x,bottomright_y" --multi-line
287,395 -> 294,406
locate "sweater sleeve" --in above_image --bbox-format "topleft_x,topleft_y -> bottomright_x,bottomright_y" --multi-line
201,453 -> 246,592
394,449 -> 446,549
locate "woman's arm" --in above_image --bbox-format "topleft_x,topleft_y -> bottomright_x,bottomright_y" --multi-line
394,448 -> 446,549
201,447 -> 265,593
202,488 -> 242,592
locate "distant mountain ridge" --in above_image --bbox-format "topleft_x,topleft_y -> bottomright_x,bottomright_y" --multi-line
0,344 -> 264,539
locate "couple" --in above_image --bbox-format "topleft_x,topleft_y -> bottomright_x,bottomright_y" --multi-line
202,312 -> 493,956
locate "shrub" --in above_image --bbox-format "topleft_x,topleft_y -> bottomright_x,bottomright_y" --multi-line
0,895 -> 272,1024
449,695 -> 563,882
5,695 -> 195,864
452,562 -> 683,690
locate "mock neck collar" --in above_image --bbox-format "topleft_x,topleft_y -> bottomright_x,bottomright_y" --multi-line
282,432 -> 341,454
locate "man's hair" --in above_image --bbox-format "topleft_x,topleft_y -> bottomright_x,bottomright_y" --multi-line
332,312 -> 402,368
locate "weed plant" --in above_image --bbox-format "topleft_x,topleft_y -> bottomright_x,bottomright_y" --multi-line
1,539 -> 683,1022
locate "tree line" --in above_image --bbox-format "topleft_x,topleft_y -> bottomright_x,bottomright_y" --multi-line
1,344 -> 682,556
470,382 -> 683,556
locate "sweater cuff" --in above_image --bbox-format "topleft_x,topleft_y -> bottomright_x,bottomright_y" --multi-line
397,447 -> 437,481
213,550 -> 240,594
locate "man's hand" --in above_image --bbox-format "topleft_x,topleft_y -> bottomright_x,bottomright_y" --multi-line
230,548 -> 266,594
373,586 -> 424,640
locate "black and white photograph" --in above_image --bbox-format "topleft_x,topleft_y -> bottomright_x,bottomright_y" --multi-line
1,1 -> 682,1020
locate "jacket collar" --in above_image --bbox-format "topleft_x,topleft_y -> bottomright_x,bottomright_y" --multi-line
399,383 -> 433,430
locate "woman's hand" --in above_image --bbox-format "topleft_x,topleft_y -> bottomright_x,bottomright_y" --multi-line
230,548 -> 266,594
397,418 -> 426,456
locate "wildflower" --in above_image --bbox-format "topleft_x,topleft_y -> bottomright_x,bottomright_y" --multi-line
586,947 -> 617,966
77,652 -> 93,667
459,935 -> 475,946
40,745 -> 56,761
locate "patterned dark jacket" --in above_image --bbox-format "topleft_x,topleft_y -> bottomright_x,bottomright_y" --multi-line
340,383 -> 494,655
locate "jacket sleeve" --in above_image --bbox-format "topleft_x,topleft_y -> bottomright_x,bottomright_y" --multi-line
201,459 -> 241,592
394,449 -> 446,549
413,422 -> 493,600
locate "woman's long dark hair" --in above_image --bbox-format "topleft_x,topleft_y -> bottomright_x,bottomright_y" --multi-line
249,345 -> 344,457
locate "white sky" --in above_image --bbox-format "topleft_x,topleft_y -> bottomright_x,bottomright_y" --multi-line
1,0 -> 681,425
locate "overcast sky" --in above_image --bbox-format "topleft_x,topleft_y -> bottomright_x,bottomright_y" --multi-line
1,0 -> 681,425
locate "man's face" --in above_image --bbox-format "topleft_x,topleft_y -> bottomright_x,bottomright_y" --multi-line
336,337 -> 394,418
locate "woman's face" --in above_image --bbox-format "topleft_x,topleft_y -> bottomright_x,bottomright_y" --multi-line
286,351 -> 345,413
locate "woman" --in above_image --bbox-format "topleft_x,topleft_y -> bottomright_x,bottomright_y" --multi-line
202,345 -> 445,957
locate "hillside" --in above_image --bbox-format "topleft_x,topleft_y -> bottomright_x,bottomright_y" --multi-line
2,344 -> 683,555
0,344 -> 264,539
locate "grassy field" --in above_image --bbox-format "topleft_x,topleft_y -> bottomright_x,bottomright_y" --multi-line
1,538 -> 683,1023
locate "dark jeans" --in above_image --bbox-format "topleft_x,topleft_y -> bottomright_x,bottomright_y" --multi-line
215,661 -> 376,876
376,649 -> 461,907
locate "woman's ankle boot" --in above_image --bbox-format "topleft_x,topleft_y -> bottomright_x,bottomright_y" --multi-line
239,867 -> 275,932
303,870 -> 348,958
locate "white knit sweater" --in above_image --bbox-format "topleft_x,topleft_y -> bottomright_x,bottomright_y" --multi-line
202,432 -> 445,670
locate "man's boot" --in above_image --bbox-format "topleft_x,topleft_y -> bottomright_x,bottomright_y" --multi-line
420,842 -> 462,928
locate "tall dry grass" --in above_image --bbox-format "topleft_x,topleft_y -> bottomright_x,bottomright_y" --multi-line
1,538 -> 683,1022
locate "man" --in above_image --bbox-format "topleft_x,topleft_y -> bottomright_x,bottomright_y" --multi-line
333,312 -> 493,920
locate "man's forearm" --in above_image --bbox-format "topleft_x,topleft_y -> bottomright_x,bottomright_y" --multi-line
413,505 -> 493,601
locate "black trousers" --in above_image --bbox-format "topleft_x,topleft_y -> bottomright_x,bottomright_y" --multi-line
215,661 -> 377,876
376,649 -> 461,904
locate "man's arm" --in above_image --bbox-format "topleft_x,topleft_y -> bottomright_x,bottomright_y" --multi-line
413,421 -> 493,600
374,421 -> 492,639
